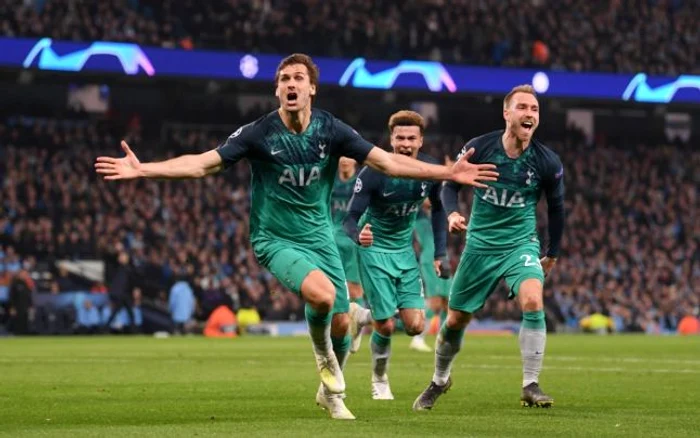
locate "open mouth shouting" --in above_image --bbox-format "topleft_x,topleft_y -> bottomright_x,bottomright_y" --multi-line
286,92 -> 298,105
521,120 -> 535,132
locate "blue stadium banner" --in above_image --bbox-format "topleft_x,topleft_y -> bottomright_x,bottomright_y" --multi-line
1,37 -> 699,104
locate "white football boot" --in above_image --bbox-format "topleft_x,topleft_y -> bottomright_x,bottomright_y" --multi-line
371,374 -> 395,400
316,384 -> 356,420
314,349 -> 345,394
409,336 -> 433,353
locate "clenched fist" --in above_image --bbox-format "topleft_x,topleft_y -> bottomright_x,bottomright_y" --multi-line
358,224 -> 373,247
447,212 -> 467,234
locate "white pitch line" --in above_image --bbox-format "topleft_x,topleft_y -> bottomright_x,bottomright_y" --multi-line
459,363 -> 700,374
484,355 -> 700,366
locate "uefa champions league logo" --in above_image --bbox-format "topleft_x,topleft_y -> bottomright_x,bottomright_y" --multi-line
354,178 -> 363,193
22,38 -> 155,75
622,73 -> 700,103
339,58 -> 457,93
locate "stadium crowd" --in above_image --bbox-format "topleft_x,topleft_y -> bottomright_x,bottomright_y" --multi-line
0,116 -> 697,336
2,0 -> 697,74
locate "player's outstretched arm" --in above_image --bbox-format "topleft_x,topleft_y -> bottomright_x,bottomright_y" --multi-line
364,147 -> 498,187
95,141 -> 223,180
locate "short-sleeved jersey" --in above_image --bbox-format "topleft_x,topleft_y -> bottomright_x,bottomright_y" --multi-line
348,153 -> 444,253
331,173 -> 357,235
216,108 -> 374,248
445,130 -> 564,254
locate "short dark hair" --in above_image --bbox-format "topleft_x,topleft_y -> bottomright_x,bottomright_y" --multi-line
388,110 -> 425,135
275,53 -> 320,88
503,84 -> 537,109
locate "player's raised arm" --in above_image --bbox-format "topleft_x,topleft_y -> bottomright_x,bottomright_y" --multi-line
95,140 -> 224,180
343,167 -> 379,247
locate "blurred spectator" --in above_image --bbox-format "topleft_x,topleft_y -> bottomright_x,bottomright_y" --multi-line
35,281 -> 74,334
91,281 -> 108,294
168,277 -> 196,334
76,296 -> 100,334
104,251 -> 136,332
55,265 -> 79,292
579,307 -> 615,334
204,304 -> 237,338
7,270 -> 34,334
2,0 -> 697,74
101,287 -> 143,333
677,307 -> 700,335
237,303 -> 262,334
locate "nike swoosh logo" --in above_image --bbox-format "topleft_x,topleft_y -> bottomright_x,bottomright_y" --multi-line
271,149 -> 283,156
383,191 -> 395,197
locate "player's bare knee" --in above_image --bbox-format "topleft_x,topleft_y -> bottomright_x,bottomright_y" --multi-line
520,296 -> 542,312
301,271 -> 336,313
405,319 -> 424,336
331,312 -> 350,337
518,279 -> 543,312
446,310 -> 471,330
310,289 -> 335,313
519,290 -> 543,312
374,319 -> 394,337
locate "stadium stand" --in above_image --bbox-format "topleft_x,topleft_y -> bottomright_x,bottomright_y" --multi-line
2,0 -> 697,74
1,115 -> 697,335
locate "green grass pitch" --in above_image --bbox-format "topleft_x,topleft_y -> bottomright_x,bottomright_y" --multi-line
1,334 -> 699,437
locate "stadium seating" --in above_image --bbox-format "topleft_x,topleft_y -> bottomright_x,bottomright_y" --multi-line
1,116 -> 696,334
3,0 -> 698,74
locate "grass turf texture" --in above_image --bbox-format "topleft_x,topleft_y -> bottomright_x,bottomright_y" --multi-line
1,335 -> 699,437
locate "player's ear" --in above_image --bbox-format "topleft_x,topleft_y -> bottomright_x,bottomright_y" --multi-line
310,84 -> 317,97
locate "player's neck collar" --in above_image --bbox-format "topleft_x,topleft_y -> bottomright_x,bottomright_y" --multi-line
501,131 -> 530,159
338,171 -> 353,182
277,107 -> 314,134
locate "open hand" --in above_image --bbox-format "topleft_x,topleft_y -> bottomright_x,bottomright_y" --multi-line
95,141 -> 142,180
451,147 -> 498,188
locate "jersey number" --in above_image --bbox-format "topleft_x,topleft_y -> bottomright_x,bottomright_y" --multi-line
520,254 -> 542,268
